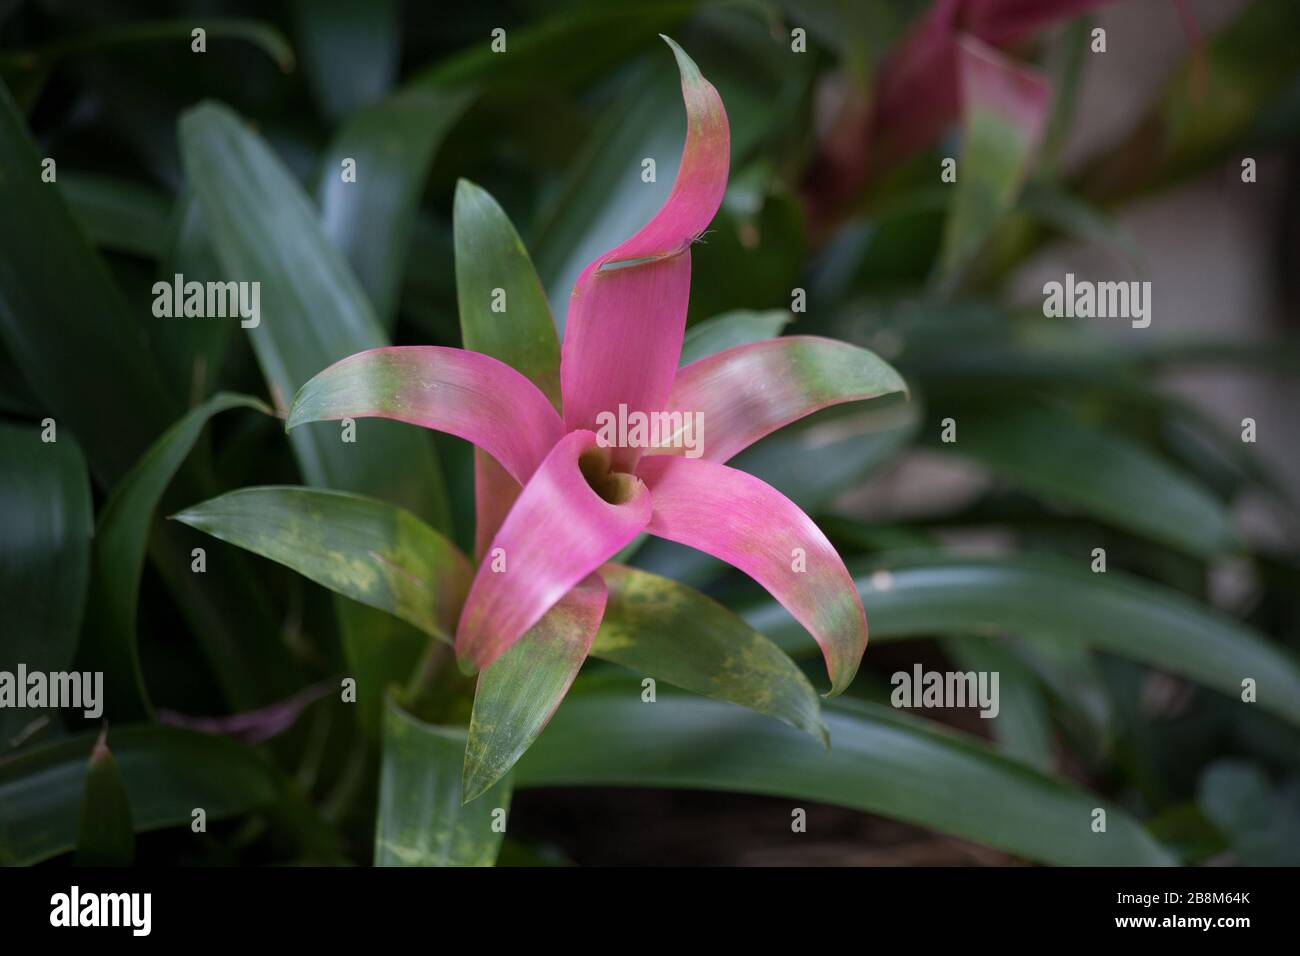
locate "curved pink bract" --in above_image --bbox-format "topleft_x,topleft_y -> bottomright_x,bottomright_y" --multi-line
636,456 -> 868,696
559,37 -> 730,470
658,336 -> 907,464
287,345 -> 564,486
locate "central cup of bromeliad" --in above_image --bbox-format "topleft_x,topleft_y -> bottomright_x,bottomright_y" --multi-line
579,445 -> 643,505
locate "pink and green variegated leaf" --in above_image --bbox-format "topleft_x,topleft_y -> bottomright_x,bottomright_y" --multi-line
937,36 -> 1051,278
463,574 -> 606,802
637,457 -> 867,696
456,431 -> 652,672
655,336 -> 906,464
286,345 -> 564,486
559,36 -> 729,468
453,179 -> 562,556
592,564 -> 826,743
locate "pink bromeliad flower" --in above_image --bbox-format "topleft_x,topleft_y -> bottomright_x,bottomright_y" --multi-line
286,38 -> 905,707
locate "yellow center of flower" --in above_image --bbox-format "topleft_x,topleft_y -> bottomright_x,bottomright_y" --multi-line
579,447 -> 640,505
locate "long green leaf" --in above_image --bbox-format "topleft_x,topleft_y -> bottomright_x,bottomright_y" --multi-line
453,178 -> 561,402
591,564 -> 825,743
180,102 -> 454,728
293,0 -> 398,120
745,555 -> 1300,728
377,698 -> 509,866
173,485 -> 472,732
1017,182 -> 1143,272
939,400 -> 1235,557
59,172 -> 171,259
79,394 -> 271,722
154,190 -> 233,403
517,675 -> 1174,866
0,87 -> 302,710
0,80 -> 179,483
453,178 -> 561,560
173,486 -> 471,644
0,725 -> 278,866
464,579 -> 604,803
317,89 -> 472,328
678,308 -> 791,366
0,423 -> 92,749
179,101 -> 450,527
942,636 -> 1054,770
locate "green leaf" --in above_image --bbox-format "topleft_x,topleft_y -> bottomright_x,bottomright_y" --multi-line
74,730 -> 134,867
0,423 -> 92,749
939,400 -> 1235,557
174,486 -> 470,640
318,89 -> 472,328
516,675 -> 1174,866
678,308 -> 792,366
173,486 -> 473,721
154,190 -> 234,403
1016,636 -> 1114,759
0,80 -> 179,483
745,555 -> 1300,729
179,100 -> 450,528
292,0 -> 398,120
942,636 -> 1054,770
1017,182 -> 1143,271
1197,759 -> 1300,866
79,394 -> 271,722
59,172 -> 171,259
590,564 -> 826,743
377,697 -> 509,866
0,90 -> 302,711
180,101 -> 455,730
453,179 -> 561,403
464,579 -> 604,803
0,725 -> 278,866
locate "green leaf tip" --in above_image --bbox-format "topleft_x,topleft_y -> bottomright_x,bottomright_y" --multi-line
284,380 -> 321,433
454,176 -> 482,201
659,34 -> 702,86
461,762 -> 499,806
